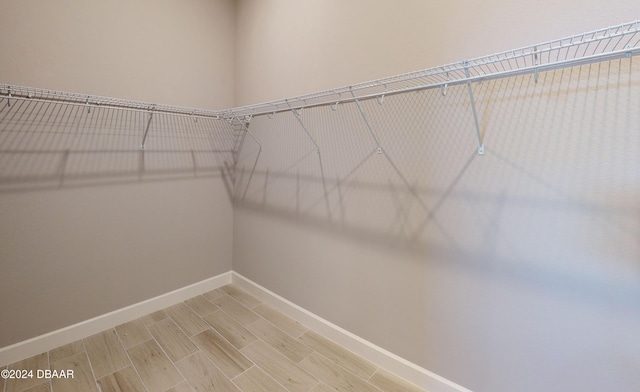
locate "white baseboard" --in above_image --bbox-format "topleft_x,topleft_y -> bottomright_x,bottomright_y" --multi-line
231,272 -> 472,392
0,271 -> 232,367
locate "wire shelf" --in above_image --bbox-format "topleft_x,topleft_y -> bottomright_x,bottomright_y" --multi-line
225,20 -> 640,118
0,84 -> 223,120
1,19 -> 639,139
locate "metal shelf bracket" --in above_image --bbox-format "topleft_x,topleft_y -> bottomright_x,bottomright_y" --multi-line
533,46 -> 539,83
463,61 -> 485,155
287,100 -> 320,153
350,88 -> 383,154
140,107 -> 155,150
234,115 -> 263,152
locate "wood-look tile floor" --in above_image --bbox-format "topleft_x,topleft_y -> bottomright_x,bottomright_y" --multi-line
3,285 -> 424,392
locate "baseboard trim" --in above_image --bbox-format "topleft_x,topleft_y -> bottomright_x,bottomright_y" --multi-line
231,272 -> 472,392
0,271 -> 232,367
2,270 -> 471,392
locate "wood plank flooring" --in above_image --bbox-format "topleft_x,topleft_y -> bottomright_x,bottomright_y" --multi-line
2,284 -> 425,392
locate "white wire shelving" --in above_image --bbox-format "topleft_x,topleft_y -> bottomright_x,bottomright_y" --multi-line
224,19 -> 640,119
1,19 -> 639,153
0,84 -> 222,119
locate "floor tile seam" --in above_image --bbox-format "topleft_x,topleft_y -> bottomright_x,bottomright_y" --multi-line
174,348 -> 239,392
248,313 -> 311,346
295,334 -> 366,375
216,294 -> 261,324
252,326 -> 306,363
146,320 -> 204,364
366,366 -> 382,382
233,358 -> 301,392
228,363 -> 255,381
114,321 -> 152,351
140,312 -> 168,328
241,339 -> 321,390
79,337 -> 101,392
253,303 -> 311,338
186,325 -> 257,377
43,350 -> 52,392
163,311 -> 187,337
164,309 -> 204,339
167,353 -> 194,392
2,351 -> 51,392
199,309 -> 257,348
208,304 -> 260,338
144,336 -> 187,392
202,288 -> 226,303
228,363 -> 257,392
223,286 -> 262,309
300,332 -> 378,380
182,296 -> 219,319
368,365 -> 426,391
48,345 -> 84,366
114,324 -> 153,392
306,351 -> 386,392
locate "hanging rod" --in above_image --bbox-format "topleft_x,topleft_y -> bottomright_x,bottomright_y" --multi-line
223,19 -> 640,118
2,20 -> 638,121
0,84 -> 223,120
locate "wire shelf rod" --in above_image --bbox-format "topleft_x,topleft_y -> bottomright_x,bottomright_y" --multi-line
0,84 -> 223,120
230,45 -> 640,118
2,20 -> 638,121
226,20 -> 640,117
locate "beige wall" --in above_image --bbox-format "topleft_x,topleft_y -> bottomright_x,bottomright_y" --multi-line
1,0 -> 235,109
0,0 -> 235,347
233,1 -> 640,392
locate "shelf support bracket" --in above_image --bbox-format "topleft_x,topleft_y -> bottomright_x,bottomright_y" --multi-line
441,72 -> 449,96
350,88 -> 383,154
233,115 -> 262,152
140,108 -> 155,150
463,62 -> 485,155
6,90 -> 11,107
533,46 -> 539,83
287,101 -> 320,153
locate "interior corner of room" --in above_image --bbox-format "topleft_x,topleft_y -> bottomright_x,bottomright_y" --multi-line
1,1 -> 639,392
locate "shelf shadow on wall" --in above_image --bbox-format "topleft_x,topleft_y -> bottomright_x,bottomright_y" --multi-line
232,61 -> 640,310
0,98 -> 239,193
233,152 -> 640,311
0,149 -> 233,193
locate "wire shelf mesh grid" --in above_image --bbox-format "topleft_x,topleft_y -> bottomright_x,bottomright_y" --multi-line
1,19 -> 639,158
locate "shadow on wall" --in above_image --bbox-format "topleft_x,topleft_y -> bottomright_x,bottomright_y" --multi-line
232,59 -> 640,308
0,98 -> 239,193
